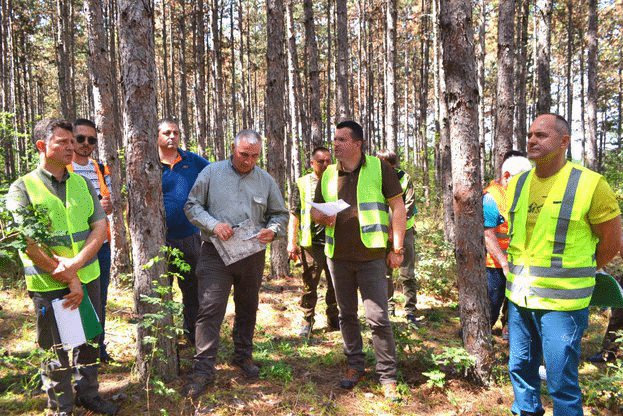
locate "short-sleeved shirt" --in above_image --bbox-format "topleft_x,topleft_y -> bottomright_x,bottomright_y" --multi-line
525,166 -> 620,245
483,193 -> 504,229
7,166 -> 106,226
290,173 -> 326,245
314,154 -> 403,261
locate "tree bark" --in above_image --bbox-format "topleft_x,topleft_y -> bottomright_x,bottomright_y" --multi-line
303,0 -> 323,150
266,0 -> 288,278
118,0 -> 178,382
335,0 -> 351,122
193,0 -> 208,157
513,0 -> 529,153
211,0 -> 225,160
55,0 -> 74,121
84,0 -> 131,280
286,0 -> 302,186
494,0 -> 515,174
178,0 -> 190,149
585,0 -> 598,171
535,0 -> 552,114
384,0 -> 397,152
440,0 -> 492,384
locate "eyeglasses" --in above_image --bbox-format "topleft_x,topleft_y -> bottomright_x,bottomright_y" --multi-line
75,135 -> 97,145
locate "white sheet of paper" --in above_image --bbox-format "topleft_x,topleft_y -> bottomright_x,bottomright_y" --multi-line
307,199 -> 350,216
51,298 -> 86,350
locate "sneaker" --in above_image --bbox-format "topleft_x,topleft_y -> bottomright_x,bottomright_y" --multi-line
406,314 -> 418,328
340,368 -> 365,389
538,365 -> 547,382
383,382 -> 402,402
587,350 -> 616,363
327,316 -> 340,331
299,321 -> 313,338
75,395 -> 119,415
99,347 -> 114,364
184,373 -> 214,399
232,357 -> 260,379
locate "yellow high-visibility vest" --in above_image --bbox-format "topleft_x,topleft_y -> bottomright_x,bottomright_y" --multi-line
505,162 -> 600,311
321,155 -> 389,258
296,173 -> 316,248
18,172 -> 100,292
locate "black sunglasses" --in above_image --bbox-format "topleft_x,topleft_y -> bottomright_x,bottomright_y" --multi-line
75,135 -> 97,145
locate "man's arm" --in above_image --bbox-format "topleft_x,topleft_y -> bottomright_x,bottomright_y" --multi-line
484,228 -> 509,275
184,168 -> 221,235
592,215 -> 623,269
287,213 -> 301,261
386,194 -> 406,269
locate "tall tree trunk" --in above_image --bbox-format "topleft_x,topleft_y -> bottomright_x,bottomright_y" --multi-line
178,0 -> 190,149
266,0 -> 288,278
211,0 -> 225,159
476,0 -> 486,182
55,0 -> 74,120
419,2 -> 431,206
565,0 -> 573,160
230,0 -> 237,136
118,0 -> 177,382
494,0 -> 515,174
335,0 -> 350,122
286,0 -> 302,184
84,0 -> 131,280
535,0 -> 552,114
194,0 -> 207,157
580,27 -> 586,161
326,0 -> 332,140
384,0 -> 397,152
303,0 -> 323,149
161,1 -> 171,117
585,0 -> 598,170
440,0 -> 492,384
513,0 -> 529,153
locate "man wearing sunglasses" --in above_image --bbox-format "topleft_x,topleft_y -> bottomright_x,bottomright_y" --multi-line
68,118 -> 114,364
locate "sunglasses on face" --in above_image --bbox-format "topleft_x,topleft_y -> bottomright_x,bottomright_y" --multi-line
75,135 -> 97,145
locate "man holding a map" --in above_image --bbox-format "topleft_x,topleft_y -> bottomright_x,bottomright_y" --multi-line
6,118 -> 118,415
184,129 -> 288,398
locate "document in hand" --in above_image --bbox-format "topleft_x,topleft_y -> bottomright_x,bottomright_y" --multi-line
590,272 -> 623,308
307,199 -> 350,216
51,290 -> 102,350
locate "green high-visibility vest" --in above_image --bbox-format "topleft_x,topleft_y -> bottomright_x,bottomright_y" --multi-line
321,155 -> 389,258
296,173 -> 317,248
18,172 -> 100,292
505,162 -> 600,311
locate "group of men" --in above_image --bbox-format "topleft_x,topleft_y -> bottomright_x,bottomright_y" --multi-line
7,112 -> 623,416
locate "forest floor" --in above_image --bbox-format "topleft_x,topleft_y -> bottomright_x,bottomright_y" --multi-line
1,260 -> 622,415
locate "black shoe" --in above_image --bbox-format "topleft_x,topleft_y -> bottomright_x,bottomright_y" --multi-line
340,368 -> 365,389
327,316 -> 340,331
75,395 -> 119,415
99,348 -> 114,364
232,357 -> 260,379
587,350 -> 616,363
299,321 -> 313,338
184,373 -> 214,399
406,314 -> 418,328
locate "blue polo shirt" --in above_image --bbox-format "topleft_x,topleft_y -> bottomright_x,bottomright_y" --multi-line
162,149 -> 209,240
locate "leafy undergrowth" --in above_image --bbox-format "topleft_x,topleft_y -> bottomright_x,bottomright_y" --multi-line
1,244 -> 622,415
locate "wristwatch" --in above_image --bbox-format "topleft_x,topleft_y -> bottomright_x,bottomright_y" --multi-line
393,247 -> 405,255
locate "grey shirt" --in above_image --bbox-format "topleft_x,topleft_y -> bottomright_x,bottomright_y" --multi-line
184,158 -> 288,241
7,166 -> 106,225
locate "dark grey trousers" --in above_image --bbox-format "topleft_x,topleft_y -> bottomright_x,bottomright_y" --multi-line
327,257 -> 398,384
193,242 -> 265,376
30,278 -> 101,413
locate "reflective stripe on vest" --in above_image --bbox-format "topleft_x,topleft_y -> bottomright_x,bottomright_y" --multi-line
297,174 -> 316,247
484,180 -> 509,268
505,163 -> 599,311
321,155 -> 389,258
18,172 -> 100,292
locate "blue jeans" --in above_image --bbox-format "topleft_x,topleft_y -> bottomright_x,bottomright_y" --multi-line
508,301 -> 588,416
97,242 -> 111,353
486,267 -> 506,327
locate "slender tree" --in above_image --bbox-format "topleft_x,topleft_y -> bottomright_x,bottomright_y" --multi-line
303,0 -> 323,149
585,0 -> 598,170
266,0 -> 288,277
118,0 -> 177,381
335,0 -> 351,121
440,0 -> 492,383
384,0 -> 397,152
494,0 -> 515,174
535,0 -> 552,114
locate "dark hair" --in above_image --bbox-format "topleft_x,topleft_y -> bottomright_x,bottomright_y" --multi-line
536,113 -> 571,136
157,118 -> 179,132
33,118 -> 72,147
312,146 -> 330,157
73,118 -> 96,130
502,150 -> 526,162
376,149 -> 398,166
336,120 -> 364,142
